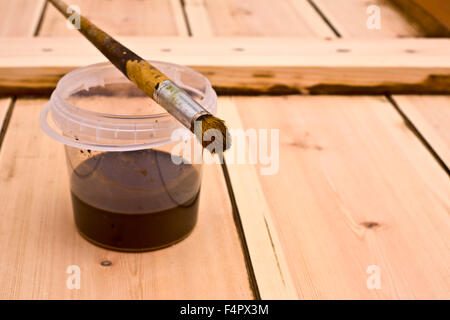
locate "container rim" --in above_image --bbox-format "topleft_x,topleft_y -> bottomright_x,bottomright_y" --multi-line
40,60 -> 217,152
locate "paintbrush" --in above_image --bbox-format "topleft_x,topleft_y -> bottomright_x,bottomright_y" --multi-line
48,0 -> 229,152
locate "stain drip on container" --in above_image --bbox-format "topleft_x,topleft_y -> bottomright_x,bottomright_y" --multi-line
70,149 -> 201,252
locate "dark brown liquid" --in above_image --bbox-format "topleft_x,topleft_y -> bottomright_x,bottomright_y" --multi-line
70,149 -> 201,252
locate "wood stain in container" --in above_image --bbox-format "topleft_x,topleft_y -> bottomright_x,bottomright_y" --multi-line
69,149 -> 201,252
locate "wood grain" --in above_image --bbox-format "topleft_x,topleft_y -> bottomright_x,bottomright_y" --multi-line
185,0 -> 334,37
39,0 -> 188,36
312,0 -> 422,37
0,99 -> 253,299
1,37 -> 449,95
393,95 -> 450,167
0,0 -> 46,36
220,96 -> 450,299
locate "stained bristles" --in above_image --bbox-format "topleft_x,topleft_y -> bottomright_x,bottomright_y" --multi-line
196,115 -> 231,153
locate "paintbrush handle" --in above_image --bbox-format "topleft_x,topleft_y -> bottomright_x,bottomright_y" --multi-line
48,0 -> 209,130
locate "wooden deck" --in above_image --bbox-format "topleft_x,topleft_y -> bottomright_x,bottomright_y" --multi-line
0,0 -> 448,299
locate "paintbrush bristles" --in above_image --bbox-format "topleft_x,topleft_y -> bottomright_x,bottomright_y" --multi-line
198,115 -> 231,152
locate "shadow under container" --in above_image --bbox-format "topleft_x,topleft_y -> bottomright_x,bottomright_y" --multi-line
40,61 -> 217,252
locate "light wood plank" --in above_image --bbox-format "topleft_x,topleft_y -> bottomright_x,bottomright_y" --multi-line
0,99 -> 253,299
0,0 -> 46,36
393,95 -> 450,167
220,95 -> 450,299
220,99 -> 298,300
185,0 -> 334,37
312,0 -> 422,37
1,37 -> 449,95
39,0 -> 188,36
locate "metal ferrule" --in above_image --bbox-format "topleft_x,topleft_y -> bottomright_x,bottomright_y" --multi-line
153,80 -> 209,131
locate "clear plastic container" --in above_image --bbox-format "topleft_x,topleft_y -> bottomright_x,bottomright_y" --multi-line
40,61 -> 217,252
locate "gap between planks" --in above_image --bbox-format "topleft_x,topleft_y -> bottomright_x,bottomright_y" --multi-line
0,98 -> 13,151
390,95 -> 450,173
0,0 -> 47,37
312,0 -> 423,38
183,0 -> 335,38
0,0 -> 47,153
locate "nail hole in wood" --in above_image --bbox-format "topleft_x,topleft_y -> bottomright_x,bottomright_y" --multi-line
100,260 -> 112,267
361,221 -> 380,229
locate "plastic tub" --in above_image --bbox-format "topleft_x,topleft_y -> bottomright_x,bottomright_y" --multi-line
40,61 -> 217,252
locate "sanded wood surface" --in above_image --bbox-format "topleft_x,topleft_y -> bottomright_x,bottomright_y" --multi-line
0,0 -> 46,36
220,96 -> 450,299
185,0 -> 334,37
312,0 -> 422,37
393,95 -> 450,166
39,0 -> 188,36
1,37 -> 449,95
0,99 -> 252,299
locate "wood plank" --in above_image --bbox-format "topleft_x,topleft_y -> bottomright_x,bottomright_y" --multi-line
1,37 -> 449,95
220,99 -> 298,300
219,95 -> 450,299
39,0 -> 188,36
0,99 -> 253,299
389,0 -> 450,37
184,0 -> 334,37
312,0 -> 422,37
0,0 -> 46,36
393,95 -> 450,167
